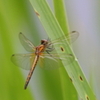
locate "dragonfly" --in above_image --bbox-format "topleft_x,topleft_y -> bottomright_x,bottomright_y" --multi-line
11,31 -> 79,89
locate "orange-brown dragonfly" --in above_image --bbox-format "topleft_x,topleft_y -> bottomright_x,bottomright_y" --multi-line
11,31 -> 78,89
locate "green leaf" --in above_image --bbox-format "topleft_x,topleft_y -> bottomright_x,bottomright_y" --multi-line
53,0 -> 69,35
53,0 -> 78,100
29,0 -> 96,100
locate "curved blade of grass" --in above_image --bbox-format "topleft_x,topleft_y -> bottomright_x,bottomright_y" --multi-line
53,0 -> 69,35
53,0 -> 77,100
29,0 -> 96,100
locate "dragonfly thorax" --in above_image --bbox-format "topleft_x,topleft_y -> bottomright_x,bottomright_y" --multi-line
35,44 -> 46,55
35,40 -> 48,55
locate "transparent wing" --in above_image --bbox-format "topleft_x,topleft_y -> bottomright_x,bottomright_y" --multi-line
19,32 -> 35,52
41,31 -> 78,70
11,53 -> 35,70
39,53 -> 74,70
48,31 -> 79,45
45,31 -> 79,53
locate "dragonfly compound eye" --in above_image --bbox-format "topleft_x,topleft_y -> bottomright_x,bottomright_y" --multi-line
41,39 -> 48,45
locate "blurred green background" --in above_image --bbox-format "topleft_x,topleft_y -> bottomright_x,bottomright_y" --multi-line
0,0 -> 100,100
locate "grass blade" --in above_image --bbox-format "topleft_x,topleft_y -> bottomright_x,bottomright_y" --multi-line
29,0 -> 96,100
53,0 -> 69,34
53,0 -> 78,100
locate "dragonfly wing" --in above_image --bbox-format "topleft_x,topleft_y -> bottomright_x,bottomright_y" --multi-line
45,31 -> 79,54
65,31 -> 79,43
19,32 -> 35,52
48,31 -> 79,45
39,53 -> 74,70
11,53 -> 35,70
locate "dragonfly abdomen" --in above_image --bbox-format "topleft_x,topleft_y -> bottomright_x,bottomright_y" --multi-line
24,55 -> 39,89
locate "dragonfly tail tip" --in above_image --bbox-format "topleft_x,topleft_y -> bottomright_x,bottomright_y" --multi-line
24,85 -> 27,90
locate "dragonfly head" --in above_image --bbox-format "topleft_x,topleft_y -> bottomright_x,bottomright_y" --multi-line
41,39 -> 48,45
